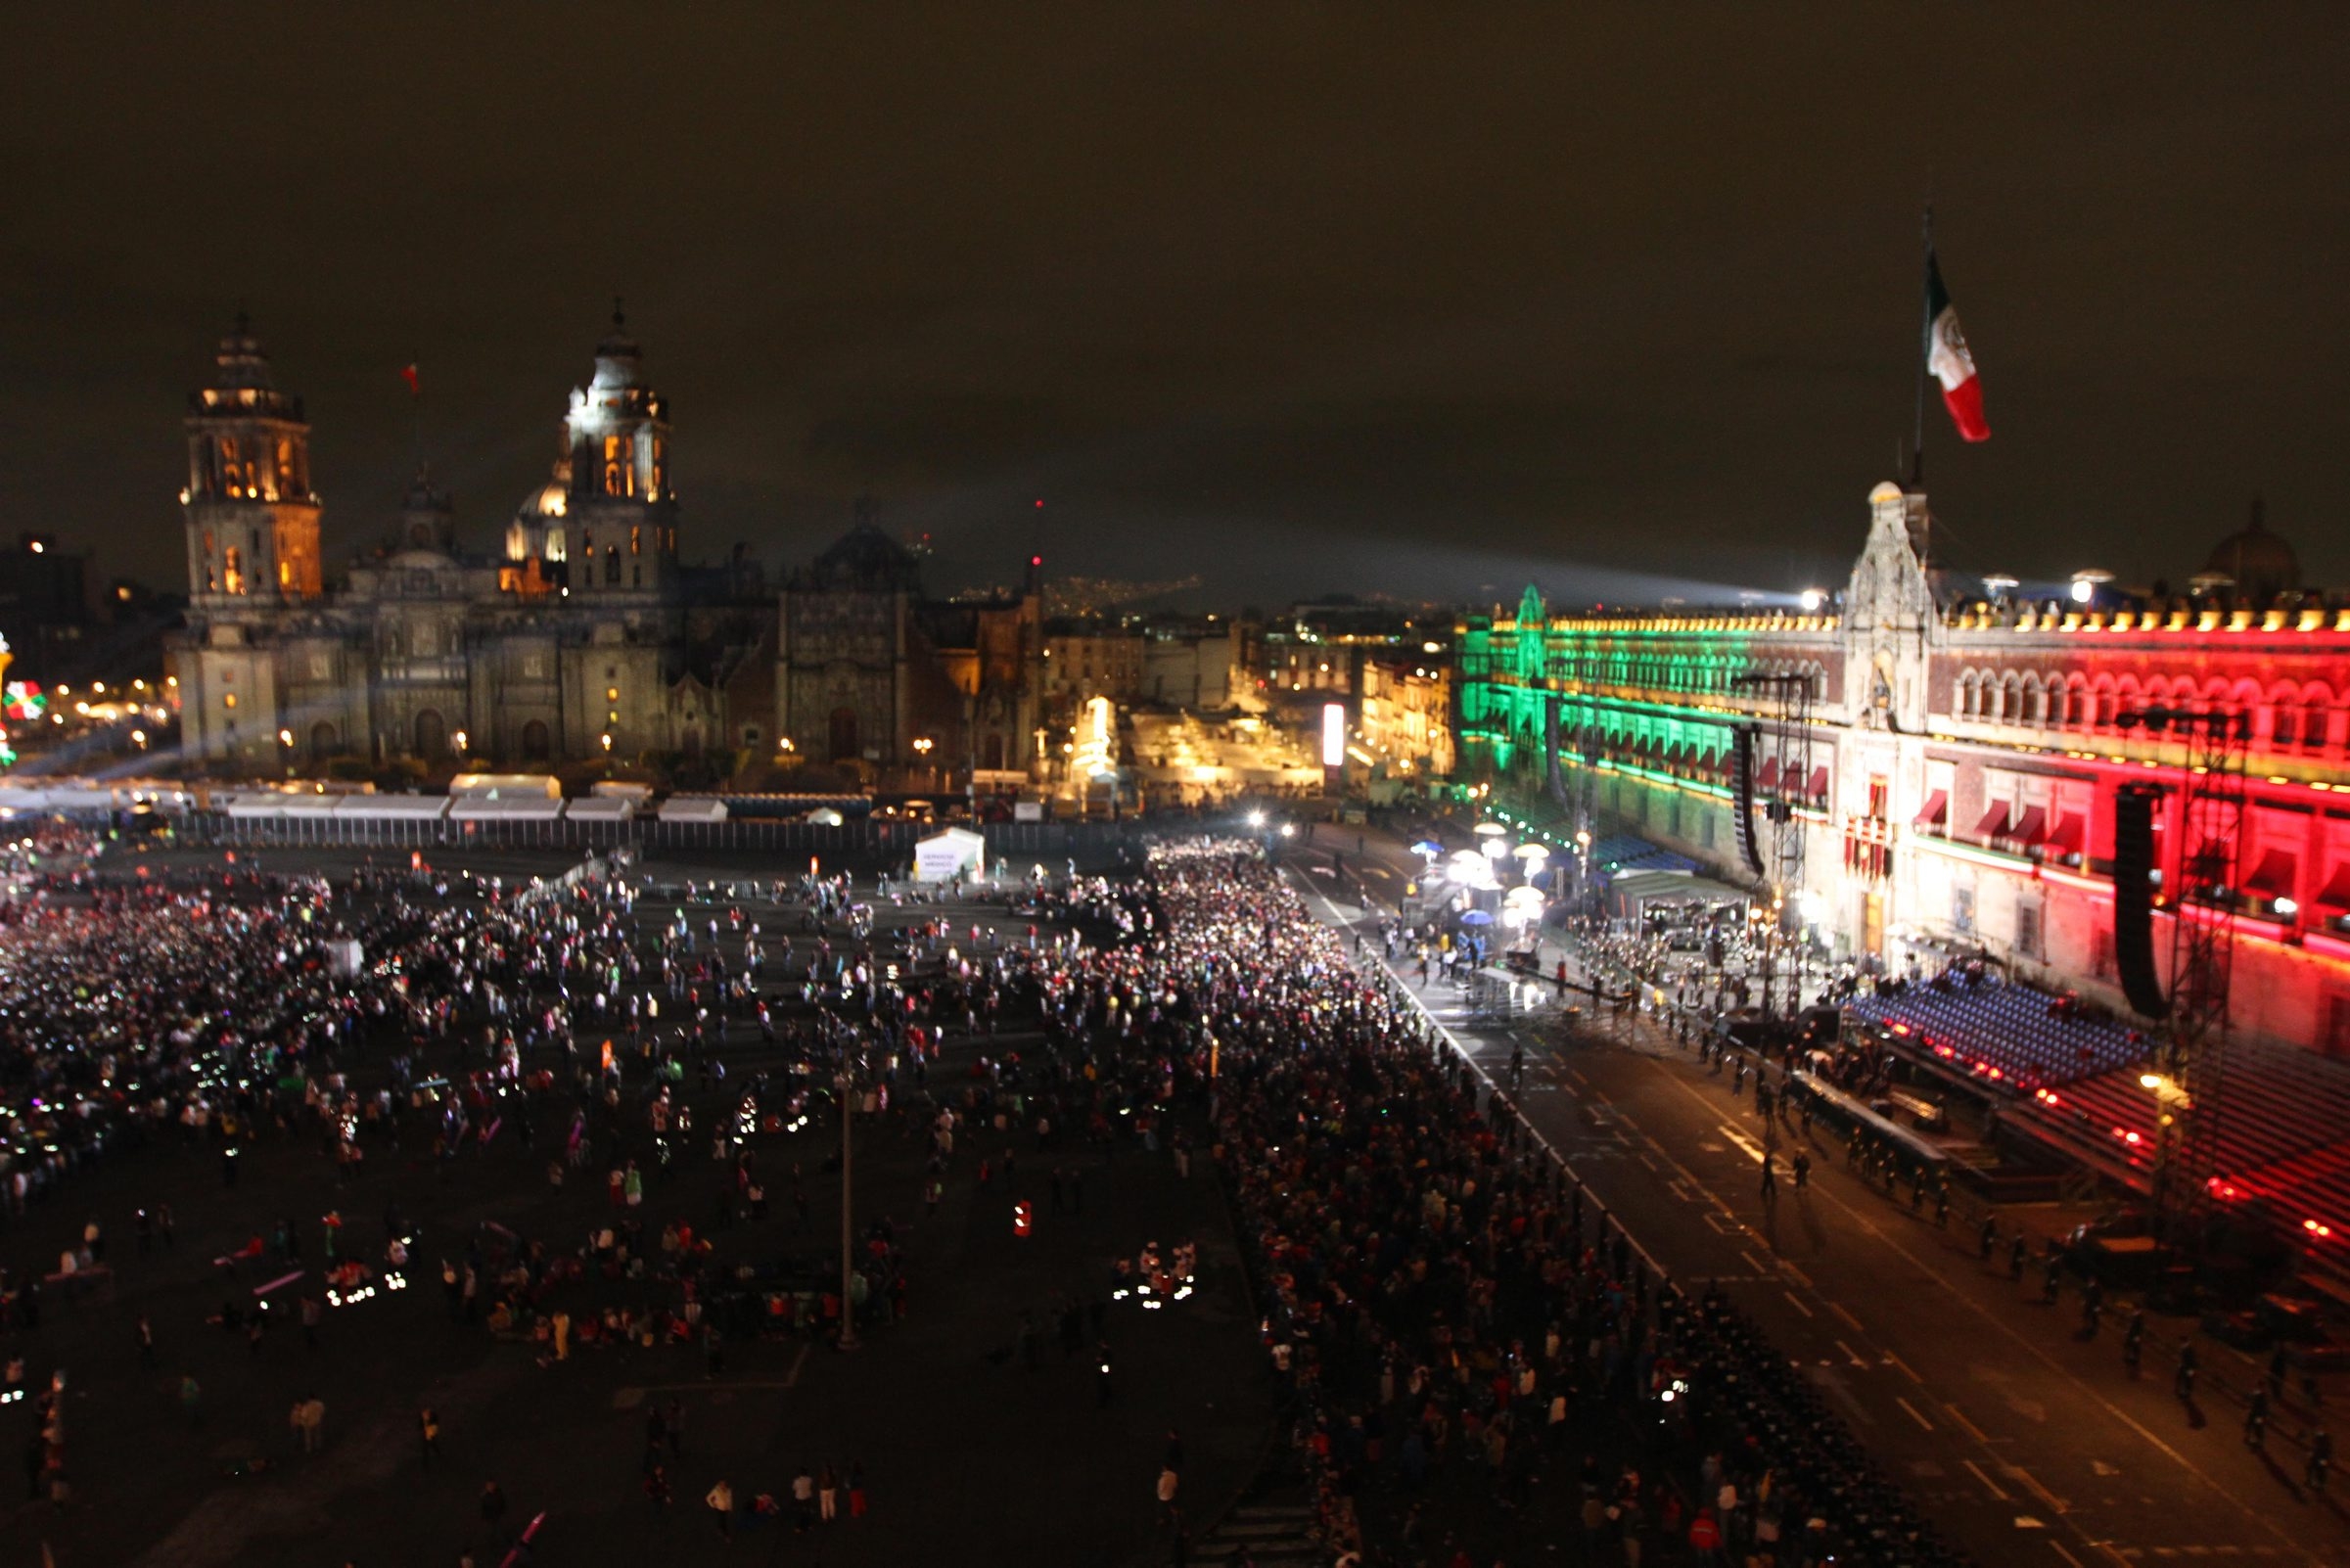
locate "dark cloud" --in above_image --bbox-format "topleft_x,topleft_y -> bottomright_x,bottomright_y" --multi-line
5,4 -> 2345,605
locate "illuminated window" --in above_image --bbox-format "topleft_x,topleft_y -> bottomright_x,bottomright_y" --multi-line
603,435 -> 622,494
545,528 -> 567,563
219,438 -> 241,496
651,438 -> 666,498
621,436 -> 635,497
223,691 -> 237,710
223,545 -> 244,594
279,560 -> 292,587
606,687 -> 620,702
630,525 -> 641,555
607,709 -> 620,725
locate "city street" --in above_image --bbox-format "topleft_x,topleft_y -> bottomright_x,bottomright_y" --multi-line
1289,831 -> 2350,1566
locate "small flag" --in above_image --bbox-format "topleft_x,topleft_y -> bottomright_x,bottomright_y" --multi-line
1925,251 -> 1989,442
400,362 -> 421,395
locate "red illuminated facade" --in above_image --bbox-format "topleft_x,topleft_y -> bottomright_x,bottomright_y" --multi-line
1461,481 -> 2350,1056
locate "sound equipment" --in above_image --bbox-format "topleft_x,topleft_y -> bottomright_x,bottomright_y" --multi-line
2114,783 -> 2169,1017
1733,725 -> 1765,878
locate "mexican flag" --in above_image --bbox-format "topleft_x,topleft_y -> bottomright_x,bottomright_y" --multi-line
1925,250 -> 1989,441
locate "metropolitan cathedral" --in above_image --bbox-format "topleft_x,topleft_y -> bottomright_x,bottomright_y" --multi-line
169,315 -> 1047,783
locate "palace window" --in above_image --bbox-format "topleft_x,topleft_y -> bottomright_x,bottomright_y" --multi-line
223,545 -> 244,595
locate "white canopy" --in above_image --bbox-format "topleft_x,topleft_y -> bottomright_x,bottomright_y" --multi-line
564,795 -> 637,820
450,795 -> 563,821
657,797 -> 730,823
330,795 -> 452,821
912,826 -> 987,883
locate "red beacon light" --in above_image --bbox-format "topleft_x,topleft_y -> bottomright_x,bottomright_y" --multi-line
1013,1200 -> 1033,1238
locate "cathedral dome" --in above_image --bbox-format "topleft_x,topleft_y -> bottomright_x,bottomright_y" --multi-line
2201,503 -> 2298,601
514,458 -> 569,522
506,458 -> 571,563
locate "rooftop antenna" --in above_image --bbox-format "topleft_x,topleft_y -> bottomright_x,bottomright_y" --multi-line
1911,200 -> 1934,490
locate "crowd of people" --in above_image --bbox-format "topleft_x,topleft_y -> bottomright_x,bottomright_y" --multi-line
1130,840 -> 1965,1567
0,810 -> 1980,1563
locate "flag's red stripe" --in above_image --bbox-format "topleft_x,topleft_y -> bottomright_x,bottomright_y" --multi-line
1942,375 -> 1990,442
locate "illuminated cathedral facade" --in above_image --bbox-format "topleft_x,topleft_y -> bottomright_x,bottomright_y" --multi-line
169,315 -> 1046,783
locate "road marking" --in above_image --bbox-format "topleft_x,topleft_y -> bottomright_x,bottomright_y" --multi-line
1835,1338 -> 1869,1367
1739,1249 -> 1768,1273
1303,886 -> 2305,1563
2049,1545 -> 2084,1567
786,1342 -> 811,1388
1630,1053 -> 2294,1554
1964,1458 -> 2012,1500
1718,1123 -> 1766,1164
1944,1403 -> 1988,1443
1783,1291 -> 1815,1317
1885,1352 -> 1923,1384
1829,1301 -> 1866,1332
1897,1396 -> 1936,1432
1779,1261 -> 1813,1288
2007,1464 -> 2070,1516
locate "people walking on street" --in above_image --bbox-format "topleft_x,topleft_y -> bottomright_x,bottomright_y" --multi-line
706,1476 -> 734,1539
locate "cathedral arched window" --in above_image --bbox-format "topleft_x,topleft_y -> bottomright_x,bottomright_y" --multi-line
603,435 -> 622,495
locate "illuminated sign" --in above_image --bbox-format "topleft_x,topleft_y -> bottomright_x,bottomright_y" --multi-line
1321,703 -> 1345,768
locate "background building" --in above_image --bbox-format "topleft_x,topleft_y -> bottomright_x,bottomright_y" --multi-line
1457,481 -> 2350,1056
167,318 -> 1041,791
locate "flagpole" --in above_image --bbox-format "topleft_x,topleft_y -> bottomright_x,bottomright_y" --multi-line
1912,203 -> 1933,487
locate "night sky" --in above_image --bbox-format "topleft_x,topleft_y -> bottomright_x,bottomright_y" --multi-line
8,6 -> 2345,610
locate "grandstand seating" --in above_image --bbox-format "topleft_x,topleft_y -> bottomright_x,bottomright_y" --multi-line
1855,978 -> 2350,1282
1846,977 -> 2146,1090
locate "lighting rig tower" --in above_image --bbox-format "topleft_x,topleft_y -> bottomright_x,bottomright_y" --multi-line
2118,704 -> 2248,1248
1733,670 -> 1816,1018
1544,635 -> 1604,917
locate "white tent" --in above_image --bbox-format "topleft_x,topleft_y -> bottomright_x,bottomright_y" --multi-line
912,826 -> 987,883
564,795 -> 637,821
330,795 -> 452,821
657,797 -> 730,824
449,794 -> 563,822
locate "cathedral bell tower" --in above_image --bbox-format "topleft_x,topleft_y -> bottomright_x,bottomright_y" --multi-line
182,317 -> 322,606
559,302 -> 678,598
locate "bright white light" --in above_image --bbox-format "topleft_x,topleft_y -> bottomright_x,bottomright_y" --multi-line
1247,809 -> 1266,828
1279,823 -> 1296,838
2070,576 -> 2096,604
2275,897 -> 2299,917
1799,587 -> 1825,613
1320,703 -> 1345,768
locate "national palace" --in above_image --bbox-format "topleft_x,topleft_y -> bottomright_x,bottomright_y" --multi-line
1456,480 -> 2350,1056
